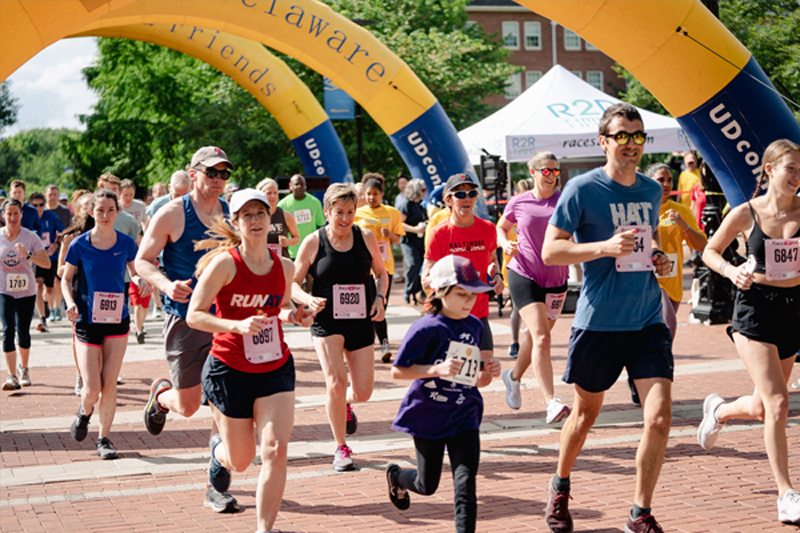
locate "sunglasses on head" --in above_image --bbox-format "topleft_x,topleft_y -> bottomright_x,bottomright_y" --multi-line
196,167 -> 231,180
604,131 -> 647,146
449,189 -> 479,199
534,168 -> 561,177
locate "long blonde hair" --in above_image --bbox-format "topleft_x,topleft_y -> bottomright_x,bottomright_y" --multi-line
752,139 -> 800,198
194,217 -> 242,277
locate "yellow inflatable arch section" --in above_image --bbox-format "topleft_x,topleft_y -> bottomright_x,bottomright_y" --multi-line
1,0 -> 474,195
520,0 -> 800,206
69,23 -> 352,182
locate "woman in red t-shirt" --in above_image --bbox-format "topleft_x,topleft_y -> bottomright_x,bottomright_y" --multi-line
187,189 -> 312,532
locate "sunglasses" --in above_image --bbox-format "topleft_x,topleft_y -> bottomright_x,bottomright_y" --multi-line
449,189 -> 479,199
534,168 -> 561,177
32,203 -> 45,207
604,131 -> 647,146
196,167 -> 232,180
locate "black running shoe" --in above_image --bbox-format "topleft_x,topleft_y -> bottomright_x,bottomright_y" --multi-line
96,437 -> 119,460
385,463 -> 410,510
144,378 -> 171,436
70,407 -> 92,442
203,485 -> 240,513
346,403 -> 357,435
208,434 -> 231,493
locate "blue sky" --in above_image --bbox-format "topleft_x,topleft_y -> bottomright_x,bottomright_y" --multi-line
4,37 -> 99,137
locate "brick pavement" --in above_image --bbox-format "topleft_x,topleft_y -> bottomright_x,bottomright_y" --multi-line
2,278 -> 800,532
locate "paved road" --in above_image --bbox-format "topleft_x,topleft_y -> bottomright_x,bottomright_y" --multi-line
2,283 -> 799,532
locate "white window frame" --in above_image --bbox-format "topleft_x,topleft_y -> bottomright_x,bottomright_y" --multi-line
523,21 -> 542,50
586,70 -> 604,91
505,72 -> 522,100
571,70 -> 583,80
564,28 -> 582,51
502,21 -> 520,50
525,70 -> 542,89
585,40 -> 599,51
465,20 -> 478,31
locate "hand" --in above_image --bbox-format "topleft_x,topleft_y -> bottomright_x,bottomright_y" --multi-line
416,221 -> 427,235
602,229 -> 637,257
293,304 -> 314,327
134,276 -> 153,298
165,279 -> 193,303
234,315 -> 269,336
65,303 -> 79,322
278,235 -> 288,247
729,263 -> 754,291
433,358 -> 463,378
482,358 -> 501,378
13,243 -> 27,257
307,297 -> 326,314
503,240 -> 519,258
665,209 -> 687,228
652,250 -> 671,276
381,228 -> 391,238
370,298 -> 385,322
46,243 -> 59,256
490,274 -> 504,295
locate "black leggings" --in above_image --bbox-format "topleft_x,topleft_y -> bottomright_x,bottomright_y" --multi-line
374,274 -> 393,343
397,429 -> 480,533
0,294 -> 36,353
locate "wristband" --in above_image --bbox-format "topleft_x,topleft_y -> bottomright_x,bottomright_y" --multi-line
376,294 -> 386,301
719,261 -> 729,277
493,272 -> 503,281
26,252 -> 31,259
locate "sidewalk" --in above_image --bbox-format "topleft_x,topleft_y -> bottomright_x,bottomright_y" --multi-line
2,281 -> 800,532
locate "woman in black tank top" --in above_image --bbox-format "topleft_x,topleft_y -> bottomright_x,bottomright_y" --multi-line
699,139 -> 800,524
291,183 -> 388,472
257,178 -> 300,258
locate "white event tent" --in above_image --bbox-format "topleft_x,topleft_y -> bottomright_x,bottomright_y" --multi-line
458,65 -> 693,164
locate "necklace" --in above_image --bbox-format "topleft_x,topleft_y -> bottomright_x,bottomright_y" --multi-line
776,209 -> 787,219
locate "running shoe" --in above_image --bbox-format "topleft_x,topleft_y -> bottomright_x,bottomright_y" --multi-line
204,485 -> 240,513
697,393 -> 726,450
144,378 -> 171,436
36,320 -> 48,333
346,403 -> 357,435
74,374 -> 83,396
502,368 -> 522,410
385,463 -> 410,510
508,342 -> 519,358
791,378 -> 800,390
3,374 -> 21,391
333,444 -> 355,471
208,434 -> 231,493
546,398 -> 571,424
624,512 -> 664,533
380,339 -> 392,363
96,437 -> 119,460
136,330 -> 146,344
545,475 -> 573,533
778,489 -> 800,524
627,375 -> 641,406
154,307 -> 163,318
18,366 -> 30,387
70,407 -> 92,442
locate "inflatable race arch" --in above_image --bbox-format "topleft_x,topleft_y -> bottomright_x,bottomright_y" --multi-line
70,23 -> 353,184
2,0 -> 799,206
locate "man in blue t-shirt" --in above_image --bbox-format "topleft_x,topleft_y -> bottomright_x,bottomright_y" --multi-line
541,103 -> 673,533
30,192 -> 64,332
8,180 -> 41,233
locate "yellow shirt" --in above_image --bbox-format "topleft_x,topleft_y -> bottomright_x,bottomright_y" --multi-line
354,204 -> 405,275
424,208 -> 451,251
676,169 -> 700,208
657,200 -> 704,302
500,223 -> 518,280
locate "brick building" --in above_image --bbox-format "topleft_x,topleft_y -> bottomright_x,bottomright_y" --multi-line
466,0 -> 624,108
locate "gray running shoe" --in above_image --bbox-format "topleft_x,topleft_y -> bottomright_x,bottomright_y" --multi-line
203,485 -> 240,513
502,368 -> 522,410
208,434 -> 231,493
17,366 -> 30,387
96,437 -> 119,460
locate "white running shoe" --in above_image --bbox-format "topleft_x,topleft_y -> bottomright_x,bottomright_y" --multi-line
333,444 -> 354,471
502,368 -> 522,410
74,374 -> 83,396
778,489 -> 800,524
697,393 -> 726,450
546,398 -> 571,424
791,379 -> 800,390
18,366 -> 30,387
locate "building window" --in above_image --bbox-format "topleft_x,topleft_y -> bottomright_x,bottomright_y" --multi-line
502,21 -> 520,49
564,28 -> 582,51
585,40 -> 599,51
505,72 -> 522,100
465,20 -> 478,31
525,70 -> 542,89
524,21 -> 542,50
586,70 -> 603,90
571,70 -> 582,80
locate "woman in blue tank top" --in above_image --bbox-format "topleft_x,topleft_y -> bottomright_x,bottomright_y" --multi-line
698,139 -> 800,525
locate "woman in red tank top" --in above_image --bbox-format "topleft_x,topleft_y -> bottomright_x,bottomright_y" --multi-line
187,189 -> 312,533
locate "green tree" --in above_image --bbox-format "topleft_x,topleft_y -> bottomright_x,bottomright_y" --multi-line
1,128 -> 79,191
0,81 -> 19,134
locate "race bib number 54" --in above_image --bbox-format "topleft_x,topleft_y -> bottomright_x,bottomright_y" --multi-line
615,225 -> 653,272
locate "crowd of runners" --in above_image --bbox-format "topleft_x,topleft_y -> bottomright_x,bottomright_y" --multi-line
2,104 -> 800,533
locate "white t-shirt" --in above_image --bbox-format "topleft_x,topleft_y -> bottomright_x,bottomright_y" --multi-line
122,199 -> 147,226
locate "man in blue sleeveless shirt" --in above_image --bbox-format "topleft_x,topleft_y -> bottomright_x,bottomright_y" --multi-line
135,146 -> 236,513
541,104 -> 673,533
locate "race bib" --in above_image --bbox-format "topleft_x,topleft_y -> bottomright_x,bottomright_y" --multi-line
6,273 -> 29,293
545,292 -> 566,321
765,239 -> 800,281
294,209 -> 312,225
243,317 -> 282,364
267,243 -> 282,256
332,284 -> 366,319
654,252 -> 678,279
41,233 -> 51,247
377,240 -> 390,261
441,340 -> 480,387
615,225 -> 653,272
92,291 -> 123,323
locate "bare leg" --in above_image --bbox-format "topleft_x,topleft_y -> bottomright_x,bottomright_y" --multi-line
556,385 -> 603,479
518,303 -> 558,404
95,336 -> 128,439
254,391 -> 294,532
313,335 -> 349,446
632,377 -> 672,508
4,350 -> 17,376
